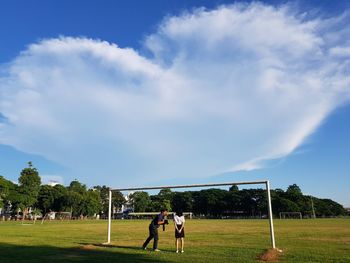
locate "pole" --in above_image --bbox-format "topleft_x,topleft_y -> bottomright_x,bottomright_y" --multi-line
266,181 -> 276,249
107,189 -> 112,244
111,180 -> 268,191
310,196 -> 316,219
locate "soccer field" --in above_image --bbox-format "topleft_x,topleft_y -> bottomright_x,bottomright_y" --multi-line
0,219 -> 349,262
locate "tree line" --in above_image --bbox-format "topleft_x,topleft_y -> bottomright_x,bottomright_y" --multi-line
0,162 -> 347,219
129,185 -> 347,218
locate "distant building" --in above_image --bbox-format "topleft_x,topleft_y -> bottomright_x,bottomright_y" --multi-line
117,192 -> 134,213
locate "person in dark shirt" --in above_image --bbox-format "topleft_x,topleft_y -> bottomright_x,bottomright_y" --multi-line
142,209 -> 168,251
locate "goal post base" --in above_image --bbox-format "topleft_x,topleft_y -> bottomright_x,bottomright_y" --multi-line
102,242 -> 112,246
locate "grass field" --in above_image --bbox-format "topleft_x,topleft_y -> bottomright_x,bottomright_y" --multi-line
0,219 -> 349,262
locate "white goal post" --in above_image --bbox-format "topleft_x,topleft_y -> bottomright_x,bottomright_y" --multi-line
106,180 -> 276,249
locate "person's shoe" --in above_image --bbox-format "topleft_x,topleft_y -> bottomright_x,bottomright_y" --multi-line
142,247 -> 147,250
181,250 -> 184,253
176,250 -> 179,253
153,249 -> 161,252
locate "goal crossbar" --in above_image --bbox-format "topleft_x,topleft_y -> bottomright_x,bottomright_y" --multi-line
110,180 -> 268,192
105,180 -> 276,248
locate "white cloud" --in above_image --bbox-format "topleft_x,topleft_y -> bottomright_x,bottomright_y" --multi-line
1,3 -> 350,186
40,175 -> 65,186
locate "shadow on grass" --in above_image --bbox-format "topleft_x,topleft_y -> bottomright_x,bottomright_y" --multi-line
79,242 -> 175,253
0,242 -> 165,263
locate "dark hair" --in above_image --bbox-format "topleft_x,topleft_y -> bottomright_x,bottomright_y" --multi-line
160,208 -> 168,213
176,211 -> 183,217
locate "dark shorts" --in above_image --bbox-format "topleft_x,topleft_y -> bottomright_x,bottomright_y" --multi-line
175,224 -> 185,238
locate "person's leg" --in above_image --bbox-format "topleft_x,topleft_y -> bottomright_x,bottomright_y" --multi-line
181,238 -> 184,252
176,238 -> 179,252
143,225 -> 154,248
153,227 -> 159,250
143,235 -> 153,248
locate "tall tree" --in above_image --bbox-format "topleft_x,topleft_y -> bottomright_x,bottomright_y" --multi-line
18,162 -> 41,219
65,180 -> 87,216
286,184 -> 303,203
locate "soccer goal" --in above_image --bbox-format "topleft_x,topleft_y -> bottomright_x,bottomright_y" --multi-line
105,180 -> 276,249
279,212 -> 302,219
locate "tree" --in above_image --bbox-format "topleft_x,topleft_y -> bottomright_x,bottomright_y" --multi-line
286,184 -> 303,202
52,184 -> 68,212
193,189 -> 227,216
236,189 -> 256,216
37,185 -> 55,214
172,192 -> 193,212
113,191 -> 126,212
37,184 -> 69,215
93,186 -> 126,215
252,189 -> 268,216
312,198 -> 347,217
65,180 -> 87,217
149,188 -> 173,211
158,188 -> 173,201
80,190 -> 101,217
5,182 -> 22,217
0,175 -> 11,209
18,162 -> 41,219
129,191 -> 150,212
93,185 -> 110,215
65,190 -> 83,217
273,197 -> 300,214
225,190 -> 241,213
68,180 -> 86,195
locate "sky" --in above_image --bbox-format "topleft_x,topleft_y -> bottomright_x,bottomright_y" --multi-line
0,0 -> 349,206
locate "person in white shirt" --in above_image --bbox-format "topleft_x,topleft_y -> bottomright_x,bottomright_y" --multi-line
173,211 -> 185,253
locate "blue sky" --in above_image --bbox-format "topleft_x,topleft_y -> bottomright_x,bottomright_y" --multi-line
0,0 -> 349,206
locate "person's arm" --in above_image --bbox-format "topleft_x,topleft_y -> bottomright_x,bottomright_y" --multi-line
179,221 -> 185,232
174,220 -> 179,232
157,214 -> 167,225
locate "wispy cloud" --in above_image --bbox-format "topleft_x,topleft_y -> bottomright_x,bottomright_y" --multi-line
1,3 -> 350,185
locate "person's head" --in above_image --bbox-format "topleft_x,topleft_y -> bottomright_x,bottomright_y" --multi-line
160,208 -> 168,216
176,211 -> 183,217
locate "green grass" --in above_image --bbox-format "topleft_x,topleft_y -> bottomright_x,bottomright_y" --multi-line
0,219 -> 349,262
